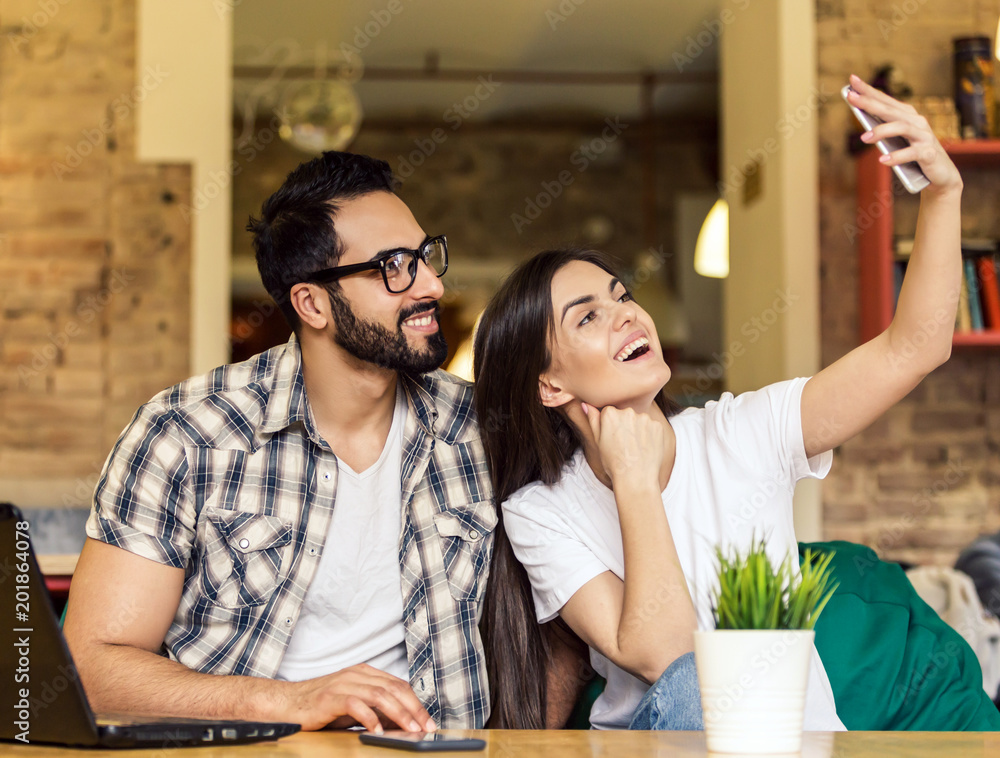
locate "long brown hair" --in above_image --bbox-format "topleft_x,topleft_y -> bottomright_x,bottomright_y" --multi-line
474,249 -> 681,728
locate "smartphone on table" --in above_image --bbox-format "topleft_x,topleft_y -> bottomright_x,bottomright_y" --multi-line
842,84 -> 930,194
359,731 -> 486,752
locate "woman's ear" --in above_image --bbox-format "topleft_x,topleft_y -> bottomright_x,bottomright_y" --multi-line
289,283 -> 330,332
538,372 -> 574,409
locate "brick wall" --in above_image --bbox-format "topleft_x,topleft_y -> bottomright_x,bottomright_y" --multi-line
0,0 -> 191,506
817,0 -> 1000,565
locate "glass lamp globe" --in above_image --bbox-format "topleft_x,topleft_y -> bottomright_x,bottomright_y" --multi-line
278,80 -> 362,154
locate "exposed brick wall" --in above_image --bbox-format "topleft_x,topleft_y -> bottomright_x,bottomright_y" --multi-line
0,0 -> 191,504
817,0 -> 1000,565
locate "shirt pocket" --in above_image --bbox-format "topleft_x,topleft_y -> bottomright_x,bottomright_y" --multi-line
197,507 -> 292,609
433,501 -> 497,603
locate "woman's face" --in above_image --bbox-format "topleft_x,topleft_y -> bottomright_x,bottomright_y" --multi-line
540,260 -> 671,411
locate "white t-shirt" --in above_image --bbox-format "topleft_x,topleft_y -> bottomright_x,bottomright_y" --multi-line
277,387 -> 409,682
502,377 -> 846,732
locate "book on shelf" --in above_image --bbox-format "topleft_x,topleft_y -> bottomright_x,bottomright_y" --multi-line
964,257 -> 985,331
977,255 -> 1000,330
958,271 -> 973,332
894,237 -> 914,260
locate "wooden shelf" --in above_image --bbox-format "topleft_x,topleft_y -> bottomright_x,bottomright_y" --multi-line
952,330 -> 1000,347
942,139 -> 1000,161
855,145 -> 999,348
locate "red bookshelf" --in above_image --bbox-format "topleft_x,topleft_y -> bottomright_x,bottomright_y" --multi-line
855,141 -> 1000,347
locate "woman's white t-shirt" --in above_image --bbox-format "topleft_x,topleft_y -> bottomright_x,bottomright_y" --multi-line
502,377 -> 846,731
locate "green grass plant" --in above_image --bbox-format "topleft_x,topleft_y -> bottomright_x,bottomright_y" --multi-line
712,537 -> 839,631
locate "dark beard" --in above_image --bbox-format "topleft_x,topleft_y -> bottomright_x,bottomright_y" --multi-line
325,285 -> 448,374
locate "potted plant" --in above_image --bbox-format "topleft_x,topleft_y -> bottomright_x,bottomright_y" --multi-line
695,538 -> 838,755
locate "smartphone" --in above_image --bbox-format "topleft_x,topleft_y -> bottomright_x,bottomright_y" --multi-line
841,84 -> 930,194
359,731 -> 486,752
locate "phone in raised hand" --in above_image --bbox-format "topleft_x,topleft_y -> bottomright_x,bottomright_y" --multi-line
842,84 -> 930,194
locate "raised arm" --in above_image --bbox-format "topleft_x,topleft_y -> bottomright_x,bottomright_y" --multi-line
557,404 -> 696,685
801,75 -> 963,457
64,539 -> 435,733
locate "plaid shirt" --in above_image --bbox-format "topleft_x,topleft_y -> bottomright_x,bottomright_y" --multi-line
86,337 -> 495,727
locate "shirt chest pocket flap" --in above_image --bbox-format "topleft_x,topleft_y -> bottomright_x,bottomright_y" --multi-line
433,502 -> 497,602
198,507 -> 292,609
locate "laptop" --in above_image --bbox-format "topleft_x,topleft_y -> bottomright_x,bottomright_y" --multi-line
0,502 -> 301,748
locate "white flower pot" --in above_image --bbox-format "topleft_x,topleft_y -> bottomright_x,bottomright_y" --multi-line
694,629 -> 814,755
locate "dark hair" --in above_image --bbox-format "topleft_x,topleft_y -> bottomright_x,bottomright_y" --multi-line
474,248 -> 682,728
247,151 -> 396,329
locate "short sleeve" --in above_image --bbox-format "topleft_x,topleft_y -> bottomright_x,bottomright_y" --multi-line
85,404 -> 196,568
706,377 -> 831,485
502,488 -> 610,624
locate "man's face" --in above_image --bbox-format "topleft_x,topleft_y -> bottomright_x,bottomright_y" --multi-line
324,192 -> 447,373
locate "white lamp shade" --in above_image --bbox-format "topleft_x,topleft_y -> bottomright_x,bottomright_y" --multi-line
694,198 -> 730,279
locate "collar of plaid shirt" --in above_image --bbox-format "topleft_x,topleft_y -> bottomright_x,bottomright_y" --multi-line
90,336 -> 496,728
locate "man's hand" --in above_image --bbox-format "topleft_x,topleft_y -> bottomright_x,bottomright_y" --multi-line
65,540 -> 435,734
278,664 -> 435,733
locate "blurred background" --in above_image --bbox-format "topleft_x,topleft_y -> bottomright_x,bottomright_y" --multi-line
3,0 -> 1000,570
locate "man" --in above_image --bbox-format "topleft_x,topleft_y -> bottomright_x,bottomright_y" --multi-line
64,152 -> 503,732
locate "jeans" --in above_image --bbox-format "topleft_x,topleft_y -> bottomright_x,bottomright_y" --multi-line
628,652 -> 704,730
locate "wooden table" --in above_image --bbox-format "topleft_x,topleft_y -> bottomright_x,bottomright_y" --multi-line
6,730 -> 1000,757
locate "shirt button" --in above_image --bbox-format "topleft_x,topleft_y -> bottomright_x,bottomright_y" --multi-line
238,538 -> 250,549
308,547 -> 318,556
468,529 -> 479,541
323,472 -> 331,481
284,617 -> 293,626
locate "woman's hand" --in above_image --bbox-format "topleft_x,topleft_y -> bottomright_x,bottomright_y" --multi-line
800,75 -> 962,458
846,74 -> 962,197
581,402 -> 663,491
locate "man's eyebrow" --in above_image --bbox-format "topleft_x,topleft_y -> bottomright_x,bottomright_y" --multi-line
368,235 -> 431,262
560,277 -> 621,325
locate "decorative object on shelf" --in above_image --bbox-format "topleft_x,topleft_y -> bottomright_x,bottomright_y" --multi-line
695,538 -> 837,755
694,198 -> 729,278
870,63 -> 913,101
278,45 -> 363,154
953,36 -> 995,139
910,96 -> 961,142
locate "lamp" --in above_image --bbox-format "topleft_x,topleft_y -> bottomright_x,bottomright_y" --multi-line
694,198 -> 729,279
278,46 -> 363,154
446,311 -> 483,381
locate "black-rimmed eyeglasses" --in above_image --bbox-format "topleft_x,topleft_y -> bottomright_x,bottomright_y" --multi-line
304,235 -> 448,294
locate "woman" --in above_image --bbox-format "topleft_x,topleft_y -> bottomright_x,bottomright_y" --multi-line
474,76 -> 963,730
